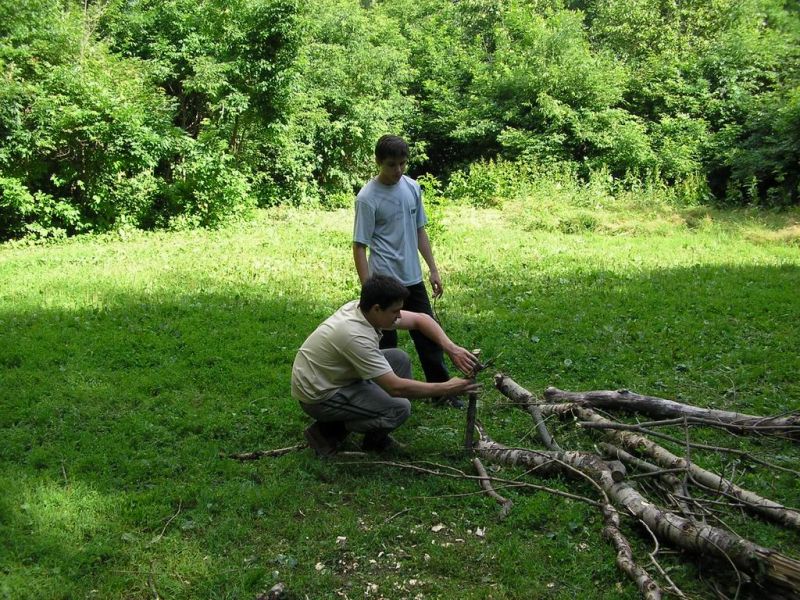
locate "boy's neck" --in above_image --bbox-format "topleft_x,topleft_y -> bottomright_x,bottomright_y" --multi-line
377,173 -> 400,185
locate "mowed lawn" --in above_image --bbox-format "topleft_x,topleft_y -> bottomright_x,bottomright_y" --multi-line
1,202 -> 799,599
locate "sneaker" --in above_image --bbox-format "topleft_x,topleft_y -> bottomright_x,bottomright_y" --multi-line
361,432 -> 406,454
438,395 -> 465,409
304,422 -> 338,457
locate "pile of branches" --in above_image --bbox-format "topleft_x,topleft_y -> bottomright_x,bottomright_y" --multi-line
469,374 -> 800,599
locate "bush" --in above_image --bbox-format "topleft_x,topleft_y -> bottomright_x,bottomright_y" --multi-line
445,159 -> 535,207
164,140 -> 254,228
0,0 -> 185,239
0,177 -> 81,241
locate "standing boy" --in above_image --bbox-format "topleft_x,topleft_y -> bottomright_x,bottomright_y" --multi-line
353,135 -> 462,407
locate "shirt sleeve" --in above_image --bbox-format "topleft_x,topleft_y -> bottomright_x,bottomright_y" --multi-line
353,198 -> 376,246
339,334 -> 393,381
414,181 -> 428,229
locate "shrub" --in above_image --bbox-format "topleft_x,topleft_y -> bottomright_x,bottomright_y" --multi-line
164,139 -> 254,228
445,159 -> 534,207
0,0 -> 184,238
0,177 -> 81,241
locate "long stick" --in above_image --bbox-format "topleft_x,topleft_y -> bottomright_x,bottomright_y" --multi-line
465,390 -> 478,452
464,350 -> 484,452
545,387 -> 800,439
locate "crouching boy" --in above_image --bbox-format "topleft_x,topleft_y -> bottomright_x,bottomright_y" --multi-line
291,274 -> 480,456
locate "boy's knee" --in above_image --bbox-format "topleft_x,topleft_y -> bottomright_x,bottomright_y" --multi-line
389,398 -> 411,429
383,348 -> 412,379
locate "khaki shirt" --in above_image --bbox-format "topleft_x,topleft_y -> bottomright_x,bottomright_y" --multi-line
291,300 -> 393,403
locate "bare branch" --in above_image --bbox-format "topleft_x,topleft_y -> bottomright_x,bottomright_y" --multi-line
544,387 -> 800,440
473,457 -> 514,520
226,444 -> 307,460
577,420 -> 800,477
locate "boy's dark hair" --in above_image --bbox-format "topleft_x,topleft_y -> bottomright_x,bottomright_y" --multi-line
359,274 -> 409,310
375,135 -> 409,162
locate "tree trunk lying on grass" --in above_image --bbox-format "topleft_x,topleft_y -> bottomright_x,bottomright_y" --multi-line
495,376 -> 800,531
230,376 -> 800,598
475,375 -> 800,598
543,387 -> 800,440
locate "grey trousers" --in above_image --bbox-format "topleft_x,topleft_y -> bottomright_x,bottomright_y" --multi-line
300,349 -> 413,433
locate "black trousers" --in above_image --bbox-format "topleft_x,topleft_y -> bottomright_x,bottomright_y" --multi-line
379,281 -> 450,383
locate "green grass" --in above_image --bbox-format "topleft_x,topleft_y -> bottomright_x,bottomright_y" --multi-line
1,201 -> 799,599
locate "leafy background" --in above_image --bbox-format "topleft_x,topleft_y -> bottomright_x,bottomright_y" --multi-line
1,0 -> 799,241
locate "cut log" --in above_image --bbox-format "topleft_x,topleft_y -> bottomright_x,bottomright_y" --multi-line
475,434 -> 800,595
494,375 -> 800,532
544,387 -> 800,439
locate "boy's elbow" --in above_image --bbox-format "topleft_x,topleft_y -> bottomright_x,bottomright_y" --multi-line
376,374 -> 407,397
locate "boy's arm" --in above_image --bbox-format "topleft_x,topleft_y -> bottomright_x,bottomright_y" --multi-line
373,370 -> 480,399
394,310 -> 478,375
417,227 -> 443,298
353,243 -> 369,284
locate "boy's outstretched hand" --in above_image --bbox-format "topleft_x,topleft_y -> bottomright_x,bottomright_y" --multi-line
447,345 -> 480,376
430,272 -> 443,298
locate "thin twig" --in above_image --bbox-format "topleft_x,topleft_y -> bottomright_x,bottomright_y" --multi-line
639,518 -> 689,599
60,460 -> 69,487
705,536 -> 743,600
672,493 -> 749,509
383,508 -> 410,524
631,415 -> 800,433
627,468 -> 688,480
687,474 -> 800,518
344,459 -> 602,507
148,500 -> 183,546
578,421 -> 800,476
227,444 -> 307,460
473,457 -> 514,520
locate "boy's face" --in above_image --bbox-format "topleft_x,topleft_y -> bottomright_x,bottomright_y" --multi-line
376,156 -> 407,185
365,300 -> 404,330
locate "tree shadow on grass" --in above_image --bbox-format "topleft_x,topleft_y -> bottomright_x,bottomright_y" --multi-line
0,261 -> 798,597
443,261 -> 800,411
0,289 -> 328,596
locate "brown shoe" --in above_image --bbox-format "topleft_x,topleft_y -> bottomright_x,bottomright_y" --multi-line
304,422 -> 338,457
361,432 -> 407,454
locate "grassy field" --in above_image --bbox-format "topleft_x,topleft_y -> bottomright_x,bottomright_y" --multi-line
1,200 -> 799,599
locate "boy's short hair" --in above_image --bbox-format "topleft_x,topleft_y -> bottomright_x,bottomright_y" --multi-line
359,274 -> 409,310
375,135 -> 409,162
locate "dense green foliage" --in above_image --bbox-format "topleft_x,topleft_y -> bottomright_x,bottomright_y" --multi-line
1,0 -> 799,240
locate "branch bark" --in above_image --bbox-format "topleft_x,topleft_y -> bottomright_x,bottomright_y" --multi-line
542,402 -> 800,531
544,387 -> 800,439
472,457 -> 513,520
497,373 -> 800,531
475,434 -> 800,594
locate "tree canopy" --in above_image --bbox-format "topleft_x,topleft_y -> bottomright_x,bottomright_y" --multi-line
1,0 -> 798,240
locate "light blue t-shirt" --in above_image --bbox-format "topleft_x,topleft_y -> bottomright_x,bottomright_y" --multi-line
353,175 -> 428,286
